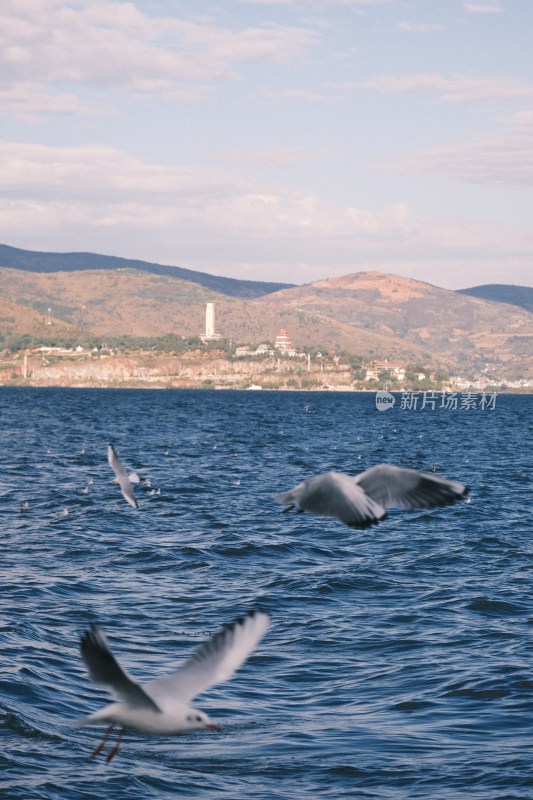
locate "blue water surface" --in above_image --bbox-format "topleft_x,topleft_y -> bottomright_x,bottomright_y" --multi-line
0,388 -> 531,800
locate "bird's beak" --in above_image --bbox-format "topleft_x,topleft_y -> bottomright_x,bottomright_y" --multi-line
207,722 -> 221,732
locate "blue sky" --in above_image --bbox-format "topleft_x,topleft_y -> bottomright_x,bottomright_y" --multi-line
1,0 -> 532,289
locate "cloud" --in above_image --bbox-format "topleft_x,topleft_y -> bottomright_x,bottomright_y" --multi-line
358,73 -> 533,103
0,141 -> 251,202
265,87 -> 342,103
240,0 -> 389,5
0,83 -> 101,121
0,0 -> 318,117
397,22 -> 445,33
219,145 -> 330,168
389,112 -> 533,188
1,139 -> 532,286
463,1 -> 504,12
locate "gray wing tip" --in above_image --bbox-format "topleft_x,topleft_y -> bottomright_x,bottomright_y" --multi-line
210,609 -> 270,649
80,623 -> 108,657
241,608 -> 270,624
346,511 -> 387,529
433,478 -> 469,503
222,608 -> 269,633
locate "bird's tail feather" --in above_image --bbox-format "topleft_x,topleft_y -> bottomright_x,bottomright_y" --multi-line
69,715 -> 92,729
275,490 -> 294,504
69,710 -> 110,728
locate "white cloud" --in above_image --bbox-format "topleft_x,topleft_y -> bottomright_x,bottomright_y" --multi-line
0,141 -> 251,201
463,1 -> 504,12
240,0 -> 389,5
0,83 -> 101,121
390,112 -> 533,188
1,139 -> 531,287
0,0 -> 318,116
359,74 -> 533,103
265,87 -> 342,103
397,22 -> 445,33
220,145 -> 330,168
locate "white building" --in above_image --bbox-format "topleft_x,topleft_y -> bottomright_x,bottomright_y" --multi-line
201,302 -> 222,341
366,360 -> 406,382
274,329 -> 298,356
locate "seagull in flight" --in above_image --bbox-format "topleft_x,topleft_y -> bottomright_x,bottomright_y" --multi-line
107,444 -> 138,508
276,463 -> 468,528
72,610 -> 270,763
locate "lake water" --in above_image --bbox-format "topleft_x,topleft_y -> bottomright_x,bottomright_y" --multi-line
0,388 -> 531,800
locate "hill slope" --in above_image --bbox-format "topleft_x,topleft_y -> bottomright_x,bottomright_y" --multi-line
255,272 -> 532,379
456,284 -> 533,313
0,244 -> 294,299
0,266 -> 531,381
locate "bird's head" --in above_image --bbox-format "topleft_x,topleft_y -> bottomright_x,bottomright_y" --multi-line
184,708 -> 221,732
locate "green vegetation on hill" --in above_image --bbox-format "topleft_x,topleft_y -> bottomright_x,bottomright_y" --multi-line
0,331 -> 232,355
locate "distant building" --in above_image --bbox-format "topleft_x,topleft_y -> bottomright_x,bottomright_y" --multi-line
367,360 -> 406,381
200,302 -> 222,342
274,328 -> 297,356
235,343 -> 275,358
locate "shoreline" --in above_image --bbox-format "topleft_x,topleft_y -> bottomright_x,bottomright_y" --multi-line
1,349 -> 529,393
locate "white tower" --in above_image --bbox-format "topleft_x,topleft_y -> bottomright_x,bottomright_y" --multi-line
201,302 -> 221,341
206,303 -> 216,338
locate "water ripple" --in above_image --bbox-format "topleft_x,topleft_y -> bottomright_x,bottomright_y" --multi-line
0,388 -> 531,799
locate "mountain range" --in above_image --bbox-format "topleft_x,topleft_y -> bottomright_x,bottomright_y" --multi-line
0,245 -> 531,381
0,244 -> 293,299
457,284 -> 533,313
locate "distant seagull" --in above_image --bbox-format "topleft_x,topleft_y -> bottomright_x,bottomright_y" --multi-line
107,444 -> 138,509
20,501 -> 29,513
276,464 -> 468,529
72,610 -> 270,763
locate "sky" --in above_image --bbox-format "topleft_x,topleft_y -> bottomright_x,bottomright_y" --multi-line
1,0 -> 532,290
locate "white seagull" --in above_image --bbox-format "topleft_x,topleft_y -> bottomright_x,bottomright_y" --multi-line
107,444 -> 138,509
72,610 -> 270,763
276,463 -> 468,528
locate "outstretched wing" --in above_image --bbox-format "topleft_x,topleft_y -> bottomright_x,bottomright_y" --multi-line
147,610 -> 269,706
355,464 -> 468,509
80,625 -> 161,712
107,444 -> 138,508
108,444 -> 128,479
277,472 -> 386,528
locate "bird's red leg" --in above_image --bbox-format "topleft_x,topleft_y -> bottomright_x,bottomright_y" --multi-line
91,724 -> 115,758
105,728 -> 125,763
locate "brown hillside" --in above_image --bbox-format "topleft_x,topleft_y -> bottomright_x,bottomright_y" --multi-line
255,272 -> 532,378
0,296 -> 80,336
0,267 -> 531,379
